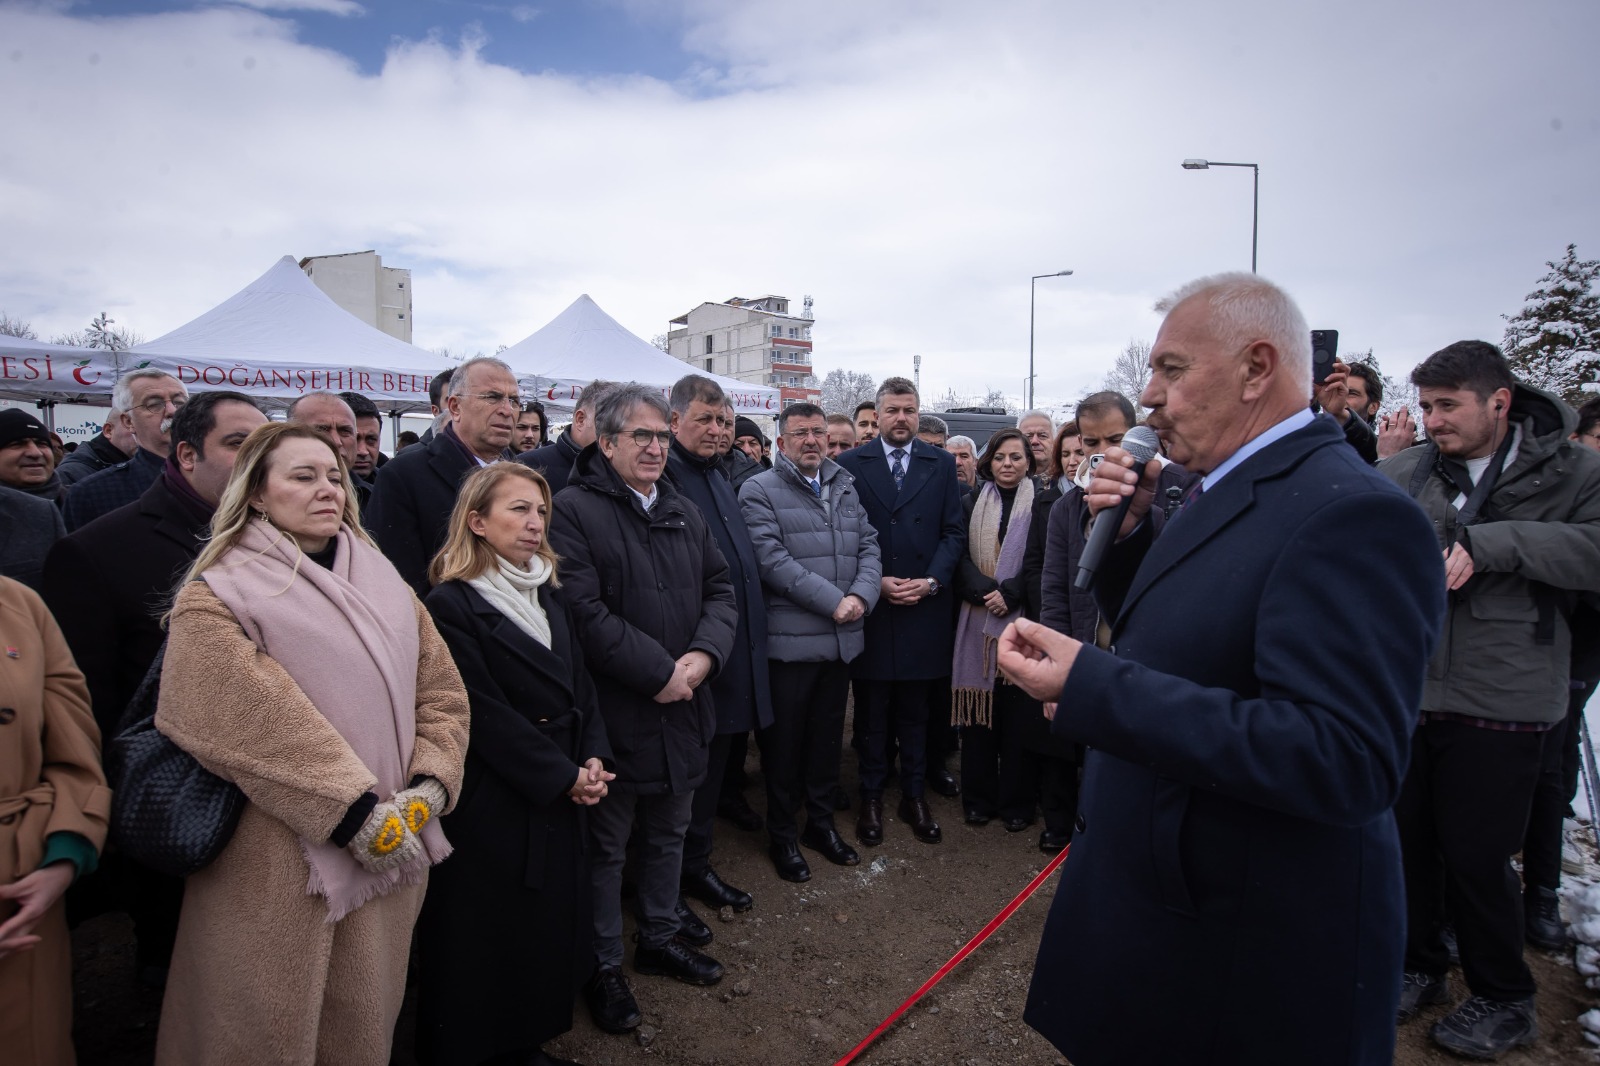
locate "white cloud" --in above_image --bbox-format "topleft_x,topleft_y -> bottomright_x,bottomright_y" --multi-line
1,0 -> 1597,410
218,0 -> 366,15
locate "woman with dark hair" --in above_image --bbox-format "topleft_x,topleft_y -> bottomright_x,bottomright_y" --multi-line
952,427 -> 1044,832
1016,420 -> 1090,853
154,422 -> 470,1066
420,463 -> 614,1066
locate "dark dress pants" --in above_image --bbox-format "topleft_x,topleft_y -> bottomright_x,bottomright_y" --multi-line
959,682 -> 1043,822
759,659 -> 850,843
1397,720 -> 1544,1000
854,678 -> 933,798
1522,698 -> 1582,891
683,732 -> 734,875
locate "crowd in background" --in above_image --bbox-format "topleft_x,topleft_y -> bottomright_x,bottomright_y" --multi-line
2,275 -> 1599,1064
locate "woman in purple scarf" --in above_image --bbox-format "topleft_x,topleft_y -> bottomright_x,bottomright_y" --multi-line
952,427 -> 1045,833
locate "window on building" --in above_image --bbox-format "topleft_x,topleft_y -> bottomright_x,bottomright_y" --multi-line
704,358 -> 714,372
770,324 -> 782,337
704,335 -> 715,355
788,327 -> 798,338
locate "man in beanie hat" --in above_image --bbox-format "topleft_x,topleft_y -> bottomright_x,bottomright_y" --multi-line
0,408 -> 64,501
734,417 -> 770,466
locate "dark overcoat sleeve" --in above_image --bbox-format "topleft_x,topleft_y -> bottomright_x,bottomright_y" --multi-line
366,457 -> 432,597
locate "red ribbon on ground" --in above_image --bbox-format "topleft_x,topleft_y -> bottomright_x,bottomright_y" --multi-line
832,843 -> 1071,1066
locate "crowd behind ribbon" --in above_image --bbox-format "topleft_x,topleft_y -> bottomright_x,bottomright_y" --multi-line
1,269 -> 1597,1065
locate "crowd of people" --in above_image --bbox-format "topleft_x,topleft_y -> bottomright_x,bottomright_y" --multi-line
0,270 -> 1596,1065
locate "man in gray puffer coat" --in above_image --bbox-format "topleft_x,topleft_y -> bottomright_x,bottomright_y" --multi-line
1381,341 -> 1600,1060
739,402 -> 882,883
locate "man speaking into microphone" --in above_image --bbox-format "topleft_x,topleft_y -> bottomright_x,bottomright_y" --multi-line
998,274 -> 1445,1066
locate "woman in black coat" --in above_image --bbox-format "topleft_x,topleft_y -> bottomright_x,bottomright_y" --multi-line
420,463 -> 614,1066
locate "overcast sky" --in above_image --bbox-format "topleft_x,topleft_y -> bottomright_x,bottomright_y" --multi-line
2,0 -> 1597,412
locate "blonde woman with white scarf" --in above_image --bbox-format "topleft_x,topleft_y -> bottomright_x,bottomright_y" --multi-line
421,463 -> 614,1066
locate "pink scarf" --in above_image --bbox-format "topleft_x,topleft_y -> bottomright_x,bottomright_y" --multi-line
203,521 -> 450,921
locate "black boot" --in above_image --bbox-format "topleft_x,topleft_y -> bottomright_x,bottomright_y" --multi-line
1524,885 -> 1569,951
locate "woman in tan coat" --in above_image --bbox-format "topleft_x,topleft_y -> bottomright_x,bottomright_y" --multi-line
0,575 -> 110,1066
154,423 -> 469,1066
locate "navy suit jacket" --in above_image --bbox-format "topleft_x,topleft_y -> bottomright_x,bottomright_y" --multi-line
833,437 -> 964,680
367,429 -> 480,597
1024,416 -> 1445,1066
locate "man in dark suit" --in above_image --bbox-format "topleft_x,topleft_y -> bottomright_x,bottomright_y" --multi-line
42,389 -> 267,988
833,377 -> 965,847
61,369 -> 187,531
368,357 -> 519,595
519,379 -> 617,496
0,481 -> 65,590
997,273 -> 1445,1066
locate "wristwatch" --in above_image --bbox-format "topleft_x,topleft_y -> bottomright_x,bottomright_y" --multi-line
925,577 -> 941,596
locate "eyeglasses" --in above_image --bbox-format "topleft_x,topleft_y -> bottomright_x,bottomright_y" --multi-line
135,396 -> 187,415
622,428 -> 672,448
467,391 -> 520,409
784,428 -> 828,440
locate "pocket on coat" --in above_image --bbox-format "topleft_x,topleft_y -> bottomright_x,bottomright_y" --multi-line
1150,776 -> 1196,917
1466,594 -> 1546,672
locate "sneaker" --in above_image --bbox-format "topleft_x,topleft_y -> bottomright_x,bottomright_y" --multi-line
584,967 -> 642,1033
1524,886 -> 1570,952
1397,970 -> 1449,1024
1429,995 -> 1537,1060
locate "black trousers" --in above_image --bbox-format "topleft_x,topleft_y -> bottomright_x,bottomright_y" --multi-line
721,731 -> 752,797
683,731 -> 734,875
1037,753 -> 1079,837
759,659 -> 850,843
854,678 -> 934,797
959,682 -> 1043,822
1397,720 -> 1545,1000
1522,693 -> 1584,890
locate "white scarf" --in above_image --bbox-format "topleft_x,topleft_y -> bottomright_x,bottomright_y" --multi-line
468,553 -> 554,649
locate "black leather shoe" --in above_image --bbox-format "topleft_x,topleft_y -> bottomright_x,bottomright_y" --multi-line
800,823 -> 859,866
681,866 -> 753,912
717,793 -> 763,832
585,967 -> 642,1033
963,807 -> 992,827
675,897 -> 713,947
1003,816 -> 1034,833
634,940 -> 724,986
928,767 -> 960,797
1038,829 -> 1071,854
856,794 -> 884,846
898,795 -> 942,844
769,841 -> 812,882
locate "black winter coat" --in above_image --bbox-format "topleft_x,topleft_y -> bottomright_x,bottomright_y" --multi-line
417,579 -> 612,1062
366,426 -> 481,596
518,430 -> 583,496
666,440 -> 773,735
42,474 -> 209,737
550,445 -> 737,795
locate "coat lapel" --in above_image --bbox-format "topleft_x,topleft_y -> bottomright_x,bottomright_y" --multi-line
1114,419 -> 1341,630
847,445 -> 898,512
466,583 -> 577,705
891,440 -> 937,513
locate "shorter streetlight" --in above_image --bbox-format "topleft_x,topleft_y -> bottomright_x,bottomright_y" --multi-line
1181,158 -> 1259,273
1029,270 -> 1073,410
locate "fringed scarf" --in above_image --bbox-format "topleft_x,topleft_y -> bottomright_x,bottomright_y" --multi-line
951,478 -> 1034,727
202,522 -> 450,921
467,553 -> 554,649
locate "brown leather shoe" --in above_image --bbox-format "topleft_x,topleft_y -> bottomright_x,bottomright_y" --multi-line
856,794 -> 884,847
898,796 -> 942,844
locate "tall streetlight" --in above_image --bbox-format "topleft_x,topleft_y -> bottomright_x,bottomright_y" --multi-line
1029,270 -> 1073,410
1181,158 -> 1259,273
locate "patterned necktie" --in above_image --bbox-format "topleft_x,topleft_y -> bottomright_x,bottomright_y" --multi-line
811,478 -> 822,498
891,448 -> 906,491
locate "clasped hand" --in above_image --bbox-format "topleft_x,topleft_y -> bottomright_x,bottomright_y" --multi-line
654,650 -> 714,703
832,594 -> 866,624
569,757 -> 615,805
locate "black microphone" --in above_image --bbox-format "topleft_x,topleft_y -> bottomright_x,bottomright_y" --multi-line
1074,425 -> 1162,591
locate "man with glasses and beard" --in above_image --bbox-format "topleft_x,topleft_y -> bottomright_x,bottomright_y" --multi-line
368,357 -> 520,596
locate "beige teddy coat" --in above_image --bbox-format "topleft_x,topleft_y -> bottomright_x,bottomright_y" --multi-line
154,581 -> 468,1066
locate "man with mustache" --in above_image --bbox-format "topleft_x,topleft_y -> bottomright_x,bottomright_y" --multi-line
61,369 -> 187,531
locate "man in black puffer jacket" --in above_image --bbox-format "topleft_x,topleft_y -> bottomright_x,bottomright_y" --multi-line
549,383 -> 737,1038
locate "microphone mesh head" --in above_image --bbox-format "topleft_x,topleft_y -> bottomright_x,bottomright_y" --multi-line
1121,424 -> 1161,464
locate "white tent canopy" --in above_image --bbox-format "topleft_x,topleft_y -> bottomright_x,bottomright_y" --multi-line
128,256 -> 445,412
0,335 -> 120,405
500,295 -> 779,416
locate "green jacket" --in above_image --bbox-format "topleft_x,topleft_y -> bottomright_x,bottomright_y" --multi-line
1380,381 -> 1600,723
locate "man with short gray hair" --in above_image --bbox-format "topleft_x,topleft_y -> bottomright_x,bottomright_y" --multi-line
550,382 -> 737,1033
1018,410 -> 1055,468
945,435 -> 977,489
519,378 -> 618,495
62,369 -> 188,531
368,356 -> 519,594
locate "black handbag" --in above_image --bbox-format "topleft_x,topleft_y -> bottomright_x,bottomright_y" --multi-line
106,642 -> 245,878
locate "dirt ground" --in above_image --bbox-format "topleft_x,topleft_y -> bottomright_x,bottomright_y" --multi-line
71,744 -> 1597,1066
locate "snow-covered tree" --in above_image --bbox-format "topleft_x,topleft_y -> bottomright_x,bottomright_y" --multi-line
817,369 -> 877,414
0,313 -> 36,339
52,312 -> 142,350
1501,244 -> 1600,406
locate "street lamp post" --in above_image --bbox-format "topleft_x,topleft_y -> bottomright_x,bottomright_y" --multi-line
1029,270 -> 1073,410
1181,158 -> 1259,273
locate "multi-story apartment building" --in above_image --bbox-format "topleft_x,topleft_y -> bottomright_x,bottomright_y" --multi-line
299,250 -> 413,343
667,294 -> 820,406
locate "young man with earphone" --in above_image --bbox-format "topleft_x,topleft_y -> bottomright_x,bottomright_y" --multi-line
1379,340 -> 1600,1059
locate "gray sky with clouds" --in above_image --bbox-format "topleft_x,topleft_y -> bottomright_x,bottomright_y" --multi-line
2,0 -> 1596,411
